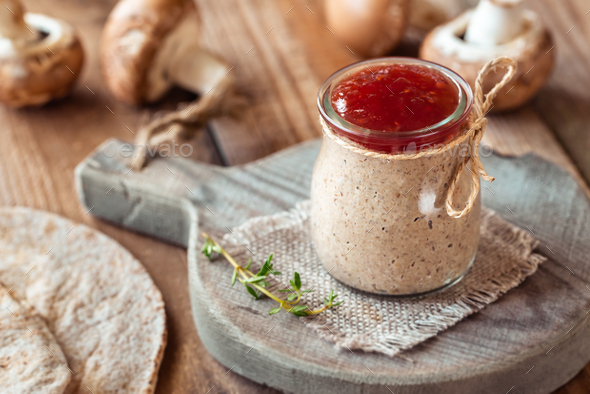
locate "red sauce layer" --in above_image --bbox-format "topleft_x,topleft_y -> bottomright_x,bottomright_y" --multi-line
331,64 -> 460,132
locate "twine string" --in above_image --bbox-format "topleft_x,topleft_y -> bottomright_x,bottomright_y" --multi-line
320,56 -> 517,219
131,73 -> 236,169
445,57 -> 516,218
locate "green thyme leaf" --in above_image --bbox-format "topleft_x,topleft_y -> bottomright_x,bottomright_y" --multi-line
258,265 -> 269,277
290,305 -> 309,316
243,276 -> 267,284
258,255 -> 274,276
292,310 -> 308,317
294,272 -> 301,291
201,238 -> 222,260
202,234 -> 341,319
245,285 -> 258,299
231,268 -> 238,286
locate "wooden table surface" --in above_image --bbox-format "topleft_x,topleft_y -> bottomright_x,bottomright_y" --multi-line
2,0 -> 590,393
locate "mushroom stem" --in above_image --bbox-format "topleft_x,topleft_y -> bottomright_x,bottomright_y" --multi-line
464,0 -> 526,46
167,46 -> 230,99
0,0 -> 34,41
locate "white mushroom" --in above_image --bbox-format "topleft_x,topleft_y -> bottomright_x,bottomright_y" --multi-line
0,0 -> 84,107
101,0 -> 231,105
324,0 -> 409,58
464,0 -> 526,46
419,0 -> 554,111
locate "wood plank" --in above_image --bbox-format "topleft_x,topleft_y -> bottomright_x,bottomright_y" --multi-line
196,0 -> 590,189
483,108 -> 589,191
404,3 -> 590,388
0,0 -> 587,392
0,0 -> 223,217
522,2 -> 590,390
195,0 -> 354,165
0,2 -> 223,394
527,0 -> 590,183
75,138 -> 590,394
384,4 -> 590,196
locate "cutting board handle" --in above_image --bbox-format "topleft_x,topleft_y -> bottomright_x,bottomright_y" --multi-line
75,139 -> 203,247
75,138 -> 321,247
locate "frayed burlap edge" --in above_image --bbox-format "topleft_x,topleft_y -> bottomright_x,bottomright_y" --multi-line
223,201 -> 546,357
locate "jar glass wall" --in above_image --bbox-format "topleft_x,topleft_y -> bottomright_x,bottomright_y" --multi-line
311,57 -> 479,296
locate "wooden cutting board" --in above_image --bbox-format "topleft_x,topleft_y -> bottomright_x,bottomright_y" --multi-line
2,0 -> 589,392
75,137 -> 590,394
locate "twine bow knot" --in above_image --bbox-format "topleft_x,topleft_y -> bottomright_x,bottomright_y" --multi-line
320,56 -> 517,219
446,57 -> 517,218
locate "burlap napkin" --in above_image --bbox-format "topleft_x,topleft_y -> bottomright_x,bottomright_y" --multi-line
223,200 -> 545,357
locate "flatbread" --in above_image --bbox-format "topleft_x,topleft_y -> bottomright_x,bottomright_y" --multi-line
0,281 -> 71,394
0,207 -> 167,394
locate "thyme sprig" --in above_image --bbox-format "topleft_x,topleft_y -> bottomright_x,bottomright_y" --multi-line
201,233 -> 342,317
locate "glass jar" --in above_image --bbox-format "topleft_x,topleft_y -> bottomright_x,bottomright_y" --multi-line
311,57 -> 479,296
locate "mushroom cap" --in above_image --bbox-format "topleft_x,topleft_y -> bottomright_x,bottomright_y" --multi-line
0,13 -> 84,108
419,9 -> 554,111
490,0 -> 523,7
408,0 -> 464,32
325,0 -> 409,58
100,0 -> 198,105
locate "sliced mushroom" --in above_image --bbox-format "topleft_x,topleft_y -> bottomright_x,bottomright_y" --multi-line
419,0 -> 554,111
101,0 -> 231,105
325,0 -> 409,58
0,0 -> 84,107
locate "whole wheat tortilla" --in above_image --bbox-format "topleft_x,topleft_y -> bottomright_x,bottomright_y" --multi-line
0,281 -> 71,394
0,207 -> 167,394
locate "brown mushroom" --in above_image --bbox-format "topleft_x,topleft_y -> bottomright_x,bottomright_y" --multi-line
419,0 -> 554,111
324,0 -> 409,58
101,0 -> 231,106
408,0 -> 464,33
0,0 -> 84,107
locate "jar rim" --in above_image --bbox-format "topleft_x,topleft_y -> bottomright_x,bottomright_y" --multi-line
317,57 -> 474,142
